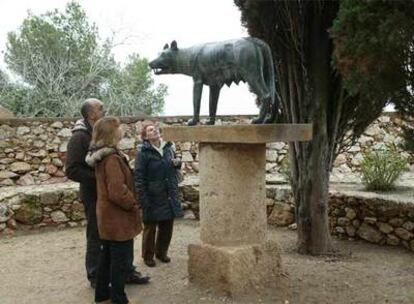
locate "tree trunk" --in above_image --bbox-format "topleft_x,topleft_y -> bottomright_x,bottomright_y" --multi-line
293,138 -> 333,255
292,4 -> 335,255
234,0 -> 341,254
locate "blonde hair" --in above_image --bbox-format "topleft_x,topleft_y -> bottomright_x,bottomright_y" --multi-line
91,116 -> 121,149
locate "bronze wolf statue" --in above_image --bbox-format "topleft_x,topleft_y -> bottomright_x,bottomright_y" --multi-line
149,38 -> 278,126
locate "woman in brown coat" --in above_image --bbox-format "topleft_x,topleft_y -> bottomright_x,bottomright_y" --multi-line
86,116 -> 141,304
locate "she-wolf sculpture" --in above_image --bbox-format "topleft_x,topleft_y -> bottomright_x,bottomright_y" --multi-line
149,37 -> 278,126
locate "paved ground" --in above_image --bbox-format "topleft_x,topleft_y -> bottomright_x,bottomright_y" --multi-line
0,220 -> 413,304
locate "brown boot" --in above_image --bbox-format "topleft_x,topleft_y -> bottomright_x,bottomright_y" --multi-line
144,259 -> 156,267
156,255 -> 171,263
96,300 -> 111,304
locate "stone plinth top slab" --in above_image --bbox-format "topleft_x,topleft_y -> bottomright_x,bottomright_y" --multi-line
162,124 -> 312,143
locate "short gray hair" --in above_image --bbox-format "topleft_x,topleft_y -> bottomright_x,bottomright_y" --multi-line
81,98 -> 102,119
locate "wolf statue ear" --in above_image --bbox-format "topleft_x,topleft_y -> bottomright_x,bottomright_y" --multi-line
163,43 -> 169,50
171,40 -> 178,51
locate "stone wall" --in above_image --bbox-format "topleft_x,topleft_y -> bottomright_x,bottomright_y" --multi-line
1,113 -> 414,252
0,116 -> 246,187
0,183 -> 83,235
181,179 -> 414,253
265,184 -> 414,253
0,178 -> 201,236
2,178 -> 413,254
0,113 -> 412,187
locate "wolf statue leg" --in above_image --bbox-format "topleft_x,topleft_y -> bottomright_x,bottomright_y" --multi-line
207,85 -> 221,125
252,96 -> 269,124
188,80 -> 203,126
264,93 -> 278,124
247,77 -> 270,124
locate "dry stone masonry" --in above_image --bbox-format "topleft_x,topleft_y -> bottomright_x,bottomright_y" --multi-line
0,183 -> 84,236
264,184 -> 414,252
0,114 -> 412,187
1,114 -> 413,254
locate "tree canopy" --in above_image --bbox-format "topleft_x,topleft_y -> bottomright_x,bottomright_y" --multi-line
332,0 -> 414,154
0,1 -> 166,117
235,0 -> 414,254
105,54 -> 167,116
331,0 -> 414,115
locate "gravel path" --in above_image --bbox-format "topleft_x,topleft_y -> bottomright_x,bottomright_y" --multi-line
0,220 -> 413,304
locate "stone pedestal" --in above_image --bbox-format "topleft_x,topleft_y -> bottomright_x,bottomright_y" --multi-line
199,142 -> 267,246
163,124 -> 312,296
188,240 -> 281,296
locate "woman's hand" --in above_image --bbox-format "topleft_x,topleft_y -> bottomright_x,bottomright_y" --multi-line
171,158 -> 180,166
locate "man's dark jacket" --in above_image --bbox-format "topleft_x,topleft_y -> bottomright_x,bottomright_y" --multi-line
65,119 -> 97,207
134,140 -> 183,223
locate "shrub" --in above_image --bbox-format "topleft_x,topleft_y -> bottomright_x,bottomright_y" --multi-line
360,148 -> 407,191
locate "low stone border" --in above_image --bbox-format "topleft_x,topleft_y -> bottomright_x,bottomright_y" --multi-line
0,183 -> 84,235
265,184 -> 414,252
1,179 -> 414,254
0,180 -> 200,236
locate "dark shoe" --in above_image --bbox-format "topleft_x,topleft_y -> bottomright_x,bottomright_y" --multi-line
156,255 -> 171,263
144,259 -> 156,267
126,271 -> 151,285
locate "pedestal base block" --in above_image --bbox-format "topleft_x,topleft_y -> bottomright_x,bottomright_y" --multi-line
188,240 -> 282,296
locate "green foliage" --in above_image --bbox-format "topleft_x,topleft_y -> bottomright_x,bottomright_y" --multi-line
235,0 -> 414,163
360,148 -> 407,191
0,1 -> 165,117
331,0 -> 414,102
0,83 -> 34,115
0,70 -> 8,87
3,1 -> 112,116
104,54 -> 167,116
235,0 -> 414,253
329,0 -> 414,157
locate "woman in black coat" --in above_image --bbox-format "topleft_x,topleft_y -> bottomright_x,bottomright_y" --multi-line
134,122 -> 183,267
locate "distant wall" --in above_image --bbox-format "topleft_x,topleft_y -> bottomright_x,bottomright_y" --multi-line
0,113 -> 412,187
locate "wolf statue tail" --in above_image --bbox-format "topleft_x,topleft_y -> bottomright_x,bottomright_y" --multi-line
250,37 -> 278,123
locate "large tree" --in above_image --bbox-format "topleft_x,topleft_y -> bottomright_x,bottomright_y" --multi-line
104,54 -> 167,116
1,1 -> 166,117
3,1 -> 114,116
0,70 -> 7,87
331,0 -> 414,153
235,0 -> 414,254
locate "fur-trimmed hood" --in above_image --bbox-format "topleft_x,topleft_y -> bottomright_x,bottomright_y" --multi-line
86,147 -> 129,167
72,119 -> 91,134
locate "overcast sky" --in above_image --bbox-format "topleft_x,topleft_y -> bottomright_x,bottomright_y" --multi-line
0,0 -> 258,116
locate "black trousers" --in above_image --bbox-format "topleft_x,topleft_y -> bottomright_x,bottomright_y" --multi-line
142,219 -> 174,261
95,239 -> 133,304
83,199 -> 101,283
83,200 -> 136,283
